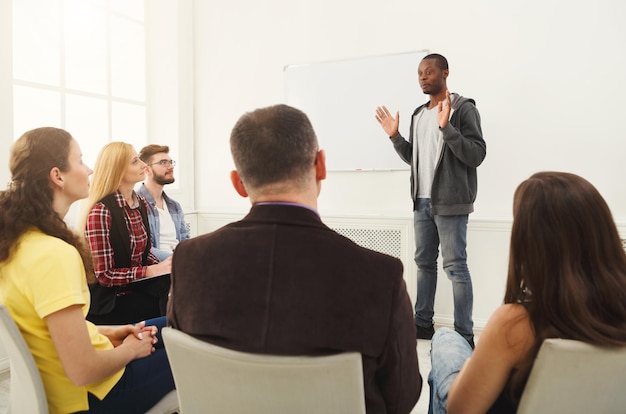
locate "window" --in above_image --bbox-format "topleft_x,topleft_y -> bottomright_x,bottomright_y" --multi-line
1,0 -> 194,215
12,0 -> 148,165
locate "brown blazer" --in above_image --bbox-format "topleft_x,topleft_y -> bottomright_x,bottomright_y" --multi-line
168,204 -> 422,413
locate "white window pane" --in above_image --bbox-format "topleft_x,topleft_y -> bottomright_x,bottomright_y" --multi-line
64,0 -> 107,94
13,85 -> 62,138
110,15 -> 145,101
110,0 -> 145,21
112,101 -> 146,150
65,94 -> 109,167
12,0 -> 61,86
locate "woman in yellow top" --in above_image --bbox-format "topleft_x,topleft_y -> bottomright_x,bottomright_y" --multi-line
0,127 -> 175,413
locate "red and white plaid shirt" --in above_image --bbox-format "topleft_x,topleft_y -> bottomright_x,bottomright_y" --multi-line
85,191 -> 159,286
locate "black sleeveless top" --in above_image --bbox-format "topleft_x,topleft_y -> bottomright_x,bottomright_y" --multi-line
87,193 -> 151,316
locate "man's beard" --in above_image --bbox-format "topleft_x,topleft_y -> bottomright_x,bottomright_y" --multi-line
155,175 -> 175,185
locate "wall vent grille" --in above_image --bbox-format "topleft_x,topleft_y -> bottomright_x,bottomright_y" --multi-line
331,227 -> 403,259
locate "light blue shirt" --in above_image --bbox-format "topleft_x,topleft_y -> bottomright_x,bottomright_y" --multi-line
136,184 -> 190,260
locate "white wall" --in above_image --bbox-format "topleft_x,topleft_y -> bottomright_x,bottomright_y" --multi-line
190,0 -> 626,328
1,0 -> 624,332
192,0 -> 626,221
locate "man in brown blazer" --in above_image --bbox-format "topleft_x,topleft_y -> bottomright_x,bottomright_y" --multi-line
167,104 -> 422,413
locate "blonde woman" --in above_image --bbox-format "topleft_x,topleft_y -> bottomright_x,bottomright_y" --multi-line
80,142 -> 171,325
0,128 -> 174,413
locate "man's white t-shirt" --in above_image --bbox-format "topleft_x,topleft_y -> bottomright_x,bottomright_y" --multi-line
413,105 -> 444,198
157,205 -> 179,253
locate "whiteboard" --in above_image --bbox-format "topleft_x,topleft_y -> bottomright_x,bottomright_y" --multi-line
284,50 -> 429,171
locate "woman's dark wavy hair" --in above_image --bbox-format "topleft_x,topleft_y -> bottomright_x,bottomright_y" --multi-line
504,171 -> 626,401
0,127 -> 94,281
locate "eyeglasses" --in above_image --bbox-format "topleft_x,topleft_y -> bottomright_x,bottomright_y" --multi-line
149,159 -> 176,167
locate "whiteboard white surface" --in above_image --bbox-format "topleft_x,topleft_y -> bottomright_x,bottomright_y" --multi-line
284,50 -> 429,171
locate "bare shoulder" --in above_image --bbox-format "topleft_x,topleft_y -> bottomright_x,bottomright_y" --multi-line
447,304 -> 535,413
479,303 -> 534,364
488,303 -> 530,324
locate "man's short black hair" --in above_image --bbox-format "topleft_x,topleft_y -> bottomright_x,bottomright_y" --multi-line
423,53 -> 449,71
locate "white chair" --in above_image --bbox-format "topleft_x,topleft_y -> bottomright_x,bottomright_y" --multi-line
517,338 -> 626,414
162,326 -> 366,414
0,304 -> 177,414
146,389 -> 178,414
0,304 -> 48,413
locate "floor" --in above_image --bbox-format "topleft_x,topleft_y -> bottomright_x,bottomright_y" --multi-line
0,340 -> 433,414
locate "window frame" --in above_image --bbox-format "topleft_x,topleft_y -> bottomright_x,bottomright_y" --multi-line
0,0 -> 194,213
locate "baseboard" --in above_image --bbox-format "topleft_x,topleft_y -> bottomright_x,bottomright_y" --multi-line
434,316 -> 486,336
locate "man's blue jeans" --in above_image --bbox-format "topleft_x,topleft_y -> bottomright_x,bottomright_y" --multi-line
413,198 -> 474,340
428,327 -> 473,414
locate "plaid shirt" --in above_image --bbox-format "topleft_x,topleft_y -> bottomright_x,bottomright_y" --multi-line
85,191 -> 159,286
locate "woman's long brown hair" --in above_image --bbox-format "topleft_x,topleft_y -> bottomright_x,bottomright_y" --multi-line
0,127 -> 94,282
504,171 -> 626,400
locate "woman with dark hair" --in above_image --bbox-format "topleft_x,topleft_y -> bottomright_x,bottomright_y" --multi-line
428,171 -> 626,414
0,128 -> 174,413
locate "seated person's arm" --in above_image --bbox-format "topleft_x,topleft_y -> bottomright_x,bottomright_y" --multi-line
150,246 -> 172,262
446,304 -> 534,414
97,321 -> 157,347
46,305 -> 155,386
86,204 -> 169,283
178,208 -> 191,242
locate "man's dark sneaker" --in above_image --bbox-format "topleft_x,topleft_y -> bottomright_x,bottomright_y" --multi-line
466,337 -> 475,350
415,324 -> 435,340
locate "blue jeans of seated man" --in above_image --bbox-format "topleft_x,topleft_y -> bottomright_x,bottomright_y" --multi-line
428,327 -> 473,414
413,198 -> 474,340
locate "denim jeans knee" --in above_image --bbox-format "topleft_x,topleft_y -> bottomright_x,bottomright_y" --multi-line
428,327 -> 473,414
434,213 -> 474,338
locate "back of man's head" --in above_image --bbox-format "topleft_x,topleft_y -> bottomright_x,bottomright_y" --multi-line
230,104 -> 318,193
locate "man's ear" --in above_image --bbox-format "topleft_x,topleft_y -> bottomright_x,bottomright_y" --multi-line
442,69 -> 449,80
230,170 -> 249,198
315,150 -> 327,181
49,167 -> 64,190
144,165 -> 153,179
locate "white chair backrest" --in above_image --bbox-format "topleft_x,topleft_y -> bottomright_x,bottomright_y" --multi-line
162,327 -> 366,414
517,338 -> 626,414
0,304 -> 48,414
145,389 -> 179,414
0,304 -> 178,414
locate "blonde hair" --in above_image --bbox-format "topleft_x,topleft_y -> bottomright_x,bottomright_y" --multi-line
78,142 -> 134,231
